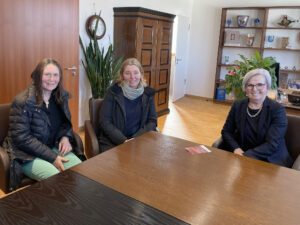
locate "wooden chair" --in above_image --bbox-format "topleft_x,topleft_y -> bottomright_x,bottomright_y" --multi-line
84,98 -> 103,159
285,114 -> 300,169
212,114 -> 300,170
0,103 -> 84,193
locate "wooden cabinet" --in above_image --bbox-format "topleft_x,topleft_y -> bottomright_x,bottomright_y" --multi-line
214,6 -> 300,110
113,7 -> 175,116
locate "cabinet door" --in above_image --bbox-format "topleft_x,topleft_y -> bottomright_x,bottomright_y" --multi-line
137,18 -> 158,88
155,21 -> 173,113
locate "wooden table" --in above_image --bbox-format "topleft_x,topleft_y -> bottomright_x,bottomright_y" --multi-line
1,132 -> 300,224
71,131 -> 300,225
0,169 -> 187,225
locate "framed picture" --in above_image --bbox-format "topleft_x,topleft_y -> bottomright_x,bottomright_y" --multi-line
224,30 -> 240,46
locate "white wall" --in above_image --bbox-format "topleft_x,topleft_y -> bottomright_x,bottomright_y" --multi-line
79,0 -> 300,127
78,0 -> 194,127
186,0 -> 300,98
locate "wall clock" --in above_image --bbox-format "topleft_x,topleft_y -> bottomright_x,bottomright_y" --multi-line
85,15 -> 106,39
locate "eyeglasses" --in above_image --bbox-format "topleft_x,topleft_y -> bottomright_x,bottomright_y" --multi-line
246,83 -> 266,90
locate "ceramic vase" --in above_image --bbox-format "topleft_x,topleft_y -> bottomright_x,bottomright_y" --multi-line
237,15 -> 249,27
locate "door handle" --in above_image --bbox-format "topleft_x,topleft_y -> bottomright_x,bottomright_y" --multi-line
175,57 -> 182,64
64,66 -> 77,76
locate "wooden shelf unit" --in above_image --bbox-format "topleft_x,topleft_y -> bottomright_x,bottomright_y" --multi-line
214,6 -> 300,110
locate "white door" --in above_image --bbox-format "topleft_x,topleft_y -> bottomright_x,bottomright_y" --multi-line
171,15 -> 190,102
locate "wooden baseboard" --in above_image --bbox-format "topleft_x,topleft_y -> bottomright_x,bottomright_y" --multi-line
184,94 -> 213,101
78,126 -> 84,132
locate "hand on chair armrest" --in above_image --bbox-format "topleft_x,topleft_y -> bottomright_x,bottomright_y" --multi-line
85,120 -> 100,159
292,154 -> 300,170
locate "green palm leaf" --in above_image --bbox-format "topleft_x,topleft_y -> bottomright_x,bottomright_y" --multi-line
79,32 -> 123,98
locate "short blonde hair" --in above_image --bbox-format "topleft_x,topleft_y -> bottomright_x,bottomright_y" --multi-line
242,68 -> 271,91
116,58 -> 147,87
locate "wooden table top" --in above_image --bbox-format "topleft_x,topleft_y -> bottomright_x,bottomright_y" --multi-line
0,170 -> 187,225
71,131 -> 300,225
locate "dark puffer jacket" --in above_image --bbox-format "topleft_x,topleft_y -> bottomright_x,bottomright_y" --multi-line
98,83 -> 157,151
3,85 -> 84,190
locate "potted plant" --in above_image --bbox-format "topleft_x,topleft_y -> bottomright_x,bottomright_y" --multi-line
225,51 -> 277,100
79,15 -> 123,99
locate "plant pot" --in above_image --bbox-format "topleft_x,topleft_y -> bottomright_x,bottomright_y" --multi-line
232,88 -> 245,100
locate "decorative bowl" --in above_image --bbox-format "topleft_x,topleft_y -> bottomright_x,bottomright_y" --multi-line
288,91 -> 300,106
237,15 -> 249,27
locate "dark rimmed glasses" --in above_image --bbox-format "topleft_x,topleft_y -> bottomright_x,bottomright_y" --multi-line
246,83 -> 266,90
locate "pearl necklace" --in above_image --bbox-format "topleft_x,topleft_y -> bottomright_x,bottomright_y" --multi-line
247,106 -> 262,118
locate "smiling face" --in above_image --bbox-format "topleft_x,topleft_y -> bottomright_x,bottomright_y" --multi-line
245,74 -> 268,104
41,64 -> 60,93
122,65 -> 142,89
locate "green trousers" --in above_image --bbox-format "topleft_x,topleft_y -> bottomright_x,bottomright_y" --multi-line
22,148 -> 82,181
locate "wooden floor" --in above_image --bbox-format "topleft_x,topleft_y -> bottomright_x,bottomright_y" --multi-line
158,96 -> 230,146
0,96 -> 230,198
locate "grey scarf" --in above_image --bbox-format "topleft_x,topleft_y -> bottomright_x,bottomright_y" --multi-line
120,82 -> 144,100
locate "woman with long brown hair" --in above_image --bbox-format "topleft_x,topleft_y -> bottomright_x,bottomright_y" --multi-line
3,58 -> 84,190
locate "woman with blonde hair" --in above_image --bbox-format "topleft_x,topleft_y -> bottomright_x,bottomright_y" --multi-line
98,58 -> 157,151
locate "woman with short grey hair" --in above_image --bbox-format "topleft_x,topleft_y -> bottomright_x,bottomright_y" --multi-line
242,68 -> 272,91
220,68 -> 292,167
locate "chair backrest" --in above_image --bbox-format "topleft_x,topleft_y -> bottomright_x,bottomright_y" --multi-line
0,103 -> 11,193
286,114 -> 300,161
0,103 -> 11,144
89,98 -> 104,136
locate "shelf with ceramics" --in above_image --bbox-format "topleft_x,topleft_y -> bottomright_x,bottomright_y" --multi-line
215,6 -> 300,111
263,30 -> 300,49
223,45 -> 261,49
263,9 -> 300,95
224,27 -> 264,29
223,30 -> 262,48
266,27 -> 300,30
263,47 -> 300,51
280,69 -> 300,74
222,9 -> 265,49
267,8 -> 300,28
224,9 -> 265,28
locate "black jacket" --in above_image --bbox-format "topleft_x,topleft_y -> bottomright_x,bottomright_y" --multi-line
221,97 -> 293,167
3,85 -> 84,189
98,83 -> 157,151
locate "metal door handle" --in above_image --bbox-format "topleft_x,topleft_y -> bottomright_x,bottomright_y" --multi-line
175,57 -> 182,64
64,66 -> 77,76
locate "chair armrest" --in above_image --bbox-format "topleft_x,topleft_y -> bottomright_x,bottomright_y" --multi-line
0,146 -> 10,193
212,137 -> 223,148
73,132 -> 86,161
85,120 -> 100,159
292,154 -> 300,171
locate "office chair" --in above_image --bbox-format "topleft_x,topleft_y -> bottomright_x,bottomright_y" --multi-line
0,103 -> 84,193
84,98 -> 103,159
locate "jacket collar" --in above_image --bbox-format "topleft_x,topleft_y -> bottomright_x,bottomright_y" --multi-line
257,97 -> 271,132
109,83 -> 155,118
